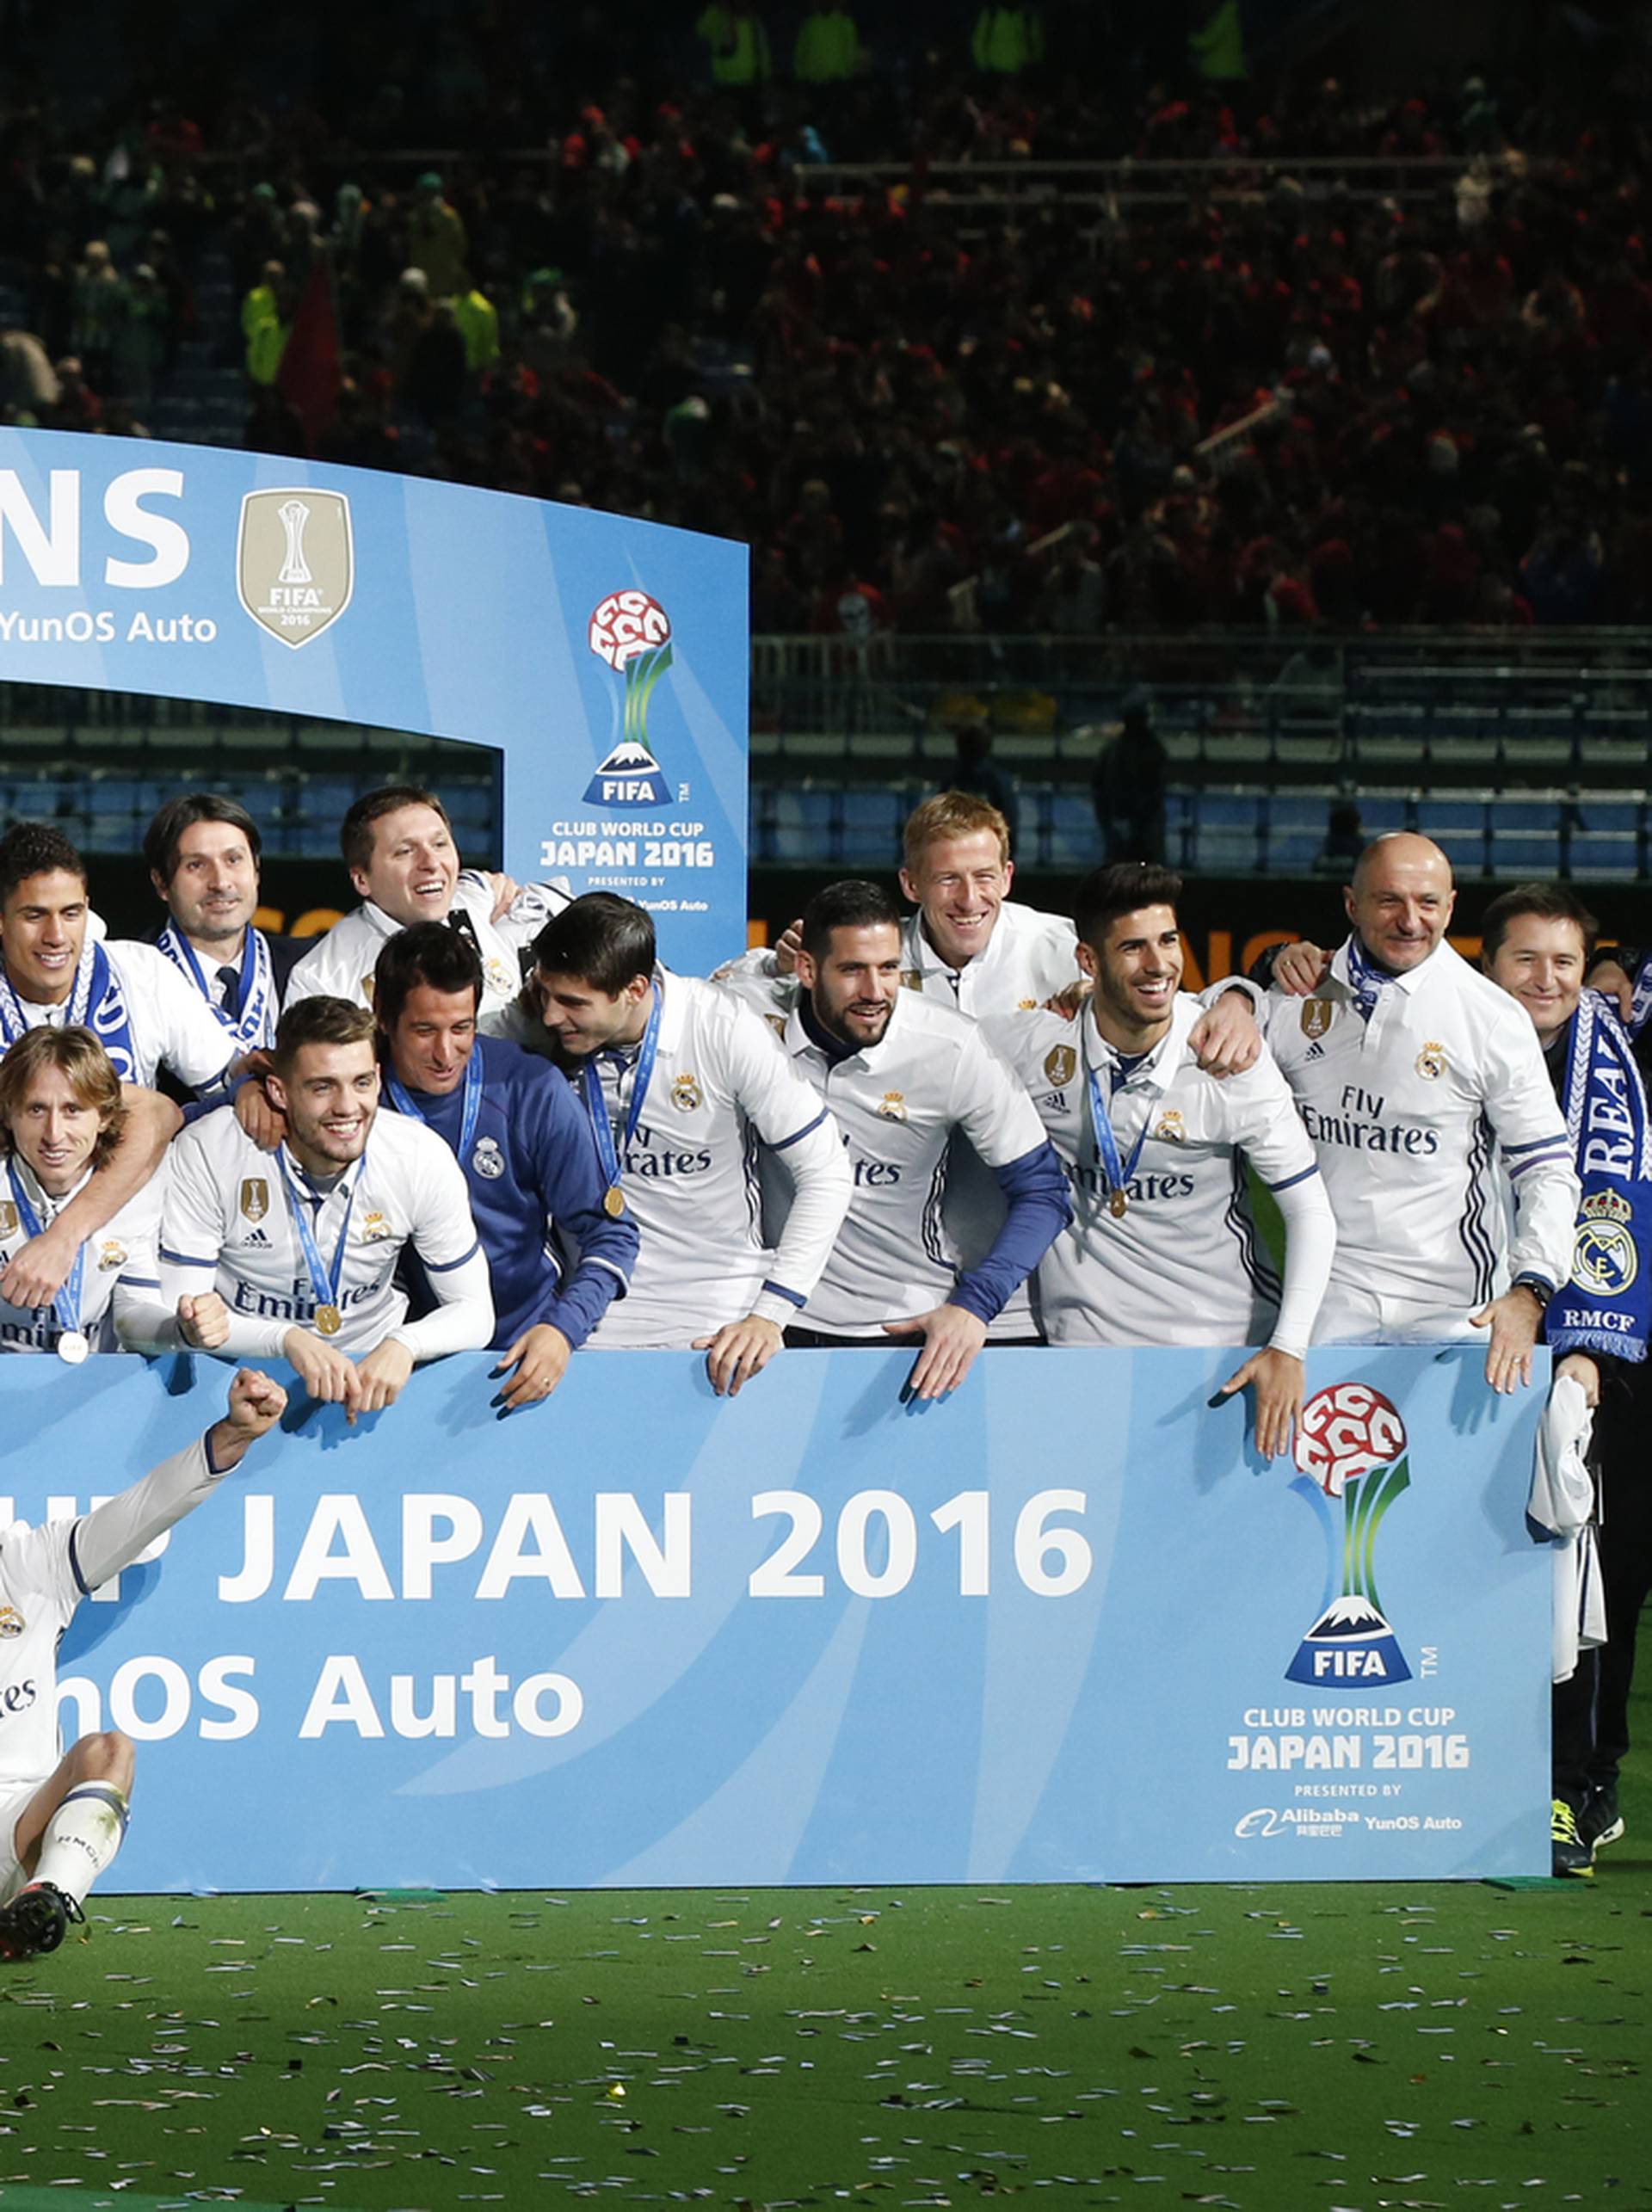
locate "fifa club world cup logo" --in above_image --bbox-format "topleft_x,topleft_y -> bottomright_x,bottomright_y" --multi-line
1286,1382 -> 1413,1687
583,588 -> 674,809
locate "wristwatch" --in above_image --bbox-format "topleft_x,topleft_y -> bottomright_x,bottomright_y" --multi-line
1512,1273 -> 1555,1311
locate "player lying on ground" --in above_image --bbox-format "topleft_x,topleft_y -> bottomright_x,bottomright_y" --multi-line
0,1366 -> 286,1962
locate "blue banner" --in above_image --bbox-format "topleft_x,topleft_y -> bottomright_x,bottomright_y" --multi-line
0,431 -> 748,972
3,1346 -> 1547,1891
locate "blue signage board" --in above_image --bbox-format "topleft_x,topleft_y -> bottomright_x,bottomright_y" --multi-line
3,1344 -> 1547,1891
0,431 -> 748,971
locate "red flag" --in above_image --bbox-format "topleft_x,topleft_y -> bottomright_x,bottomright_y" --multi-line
277,260 -> 341,455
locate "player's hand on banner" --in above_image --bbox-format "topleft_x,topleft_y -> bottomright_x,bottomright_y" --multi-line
772,920 -> 804,977
491,1322 -> 573,1412
884,1303 -> 989,1401
352,1339 -> 416,1421
695,1313 -> 783,1396
177,1291 -> 231,1351
1215,1346 -> 1303,1460
225,1367 -> 287,1437
1273,940 -> 1332,996
0,1217 -> 78,1308
1587,956 -> 1635,1026
1188,990 -> 1261,1077
1470,1288 -> 1544,1393
282,1326 -> 364,1414
487,872 -> 521,921
1043,978 -> 1092,1019
1556,1351 -> 1601,1407
234,1074 -> 286,1150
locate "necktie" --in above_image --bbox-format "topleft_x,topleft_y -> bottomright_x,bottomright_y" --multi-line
216,965 -> 241,1012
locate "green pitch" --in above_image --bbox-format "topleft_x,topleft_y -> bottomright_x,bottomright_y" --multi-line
0,1686 -> 1647,2212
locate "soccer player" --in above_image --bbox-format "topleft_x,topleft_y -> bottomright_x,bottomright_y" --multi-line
144,793 -> 306,1052
0,1365 -> 286,1962
0,1029 -> 165,1357
721,879 -> 1071,1396
516,893 -> 852,1393
151,997 -> 493,1417
1247,834 -> 1580,1386
285,785 -> 569,1023
0,823 -> 241,1098
373,923 -> 638,1410
1482,883 -> 1652,1875
734,792 -> 1082,1016
983,862 -> 1337,1458
0,826 -> 194,1319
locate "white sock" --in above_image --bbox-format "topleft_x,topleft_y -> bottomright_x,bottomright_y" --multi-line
31,1783 -> 131,1907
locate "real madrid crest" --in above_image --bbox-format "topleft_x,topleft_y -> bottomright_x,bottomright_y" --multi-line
671,1072 -> 702,1112
361,1210 -> 392,1242
1154,1109 -> 1187,1143
1572,1187 -> 1639,1295
1018,997 -> 1037,1011
97,1239 -> 128,1272
1044,1044 -> 1077,1088
239,1178 -> 268,1223
0,1604 -> 22,1639
1300,999 -> 1333,1039
877,1091 -> 909,1122
1415,1040 -> 1446,1081
472,1136 -> 506,1180
485,957 -> 512,996
0,1201 -> 17,1239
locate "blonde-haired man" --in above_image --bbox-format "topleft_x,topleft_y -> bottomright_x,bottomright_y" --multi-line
0,1027 -> 165,1357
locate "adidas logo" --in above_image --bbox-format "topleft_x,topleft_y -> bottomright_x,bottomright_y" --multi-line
242,1227 -> 272,1248
1304,1042 -> 1325,1063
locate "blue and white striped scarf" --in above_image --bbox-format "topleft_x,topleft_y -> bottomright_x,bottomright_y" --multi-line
0,939 -> 138,1081
1548,989 -> 1652,1363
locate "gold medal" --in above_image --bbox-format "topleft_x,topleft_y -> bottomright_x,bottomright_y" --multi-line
314,1304 -> 342,1337
603,1185 -> 626,1218
1107,1188 -> 1129,1219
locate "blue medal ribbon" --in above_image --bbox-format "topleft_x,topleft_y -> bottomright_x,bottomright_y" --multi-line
385,1051 -> 483,1165
1086,1059 -> 1150,1209
6,1159 -> 85,1342
275,1149 -> 358,1322
580,983 -> 662,1193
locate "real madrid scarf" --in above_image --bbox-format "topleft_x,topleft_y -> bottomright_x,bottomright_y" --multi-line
156,922 -> 278,1051
1549,989 -> 1652,1363
0,939 -> 139,1081
1344,933 -> 1398,1025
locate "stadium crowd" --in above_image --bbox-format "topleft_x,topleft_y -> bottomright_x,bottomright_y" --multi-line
1,15 -> 1651,628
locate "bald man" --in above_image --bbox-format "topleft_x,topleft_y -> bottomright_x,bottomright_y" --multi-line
1250,835 -> 1579,1388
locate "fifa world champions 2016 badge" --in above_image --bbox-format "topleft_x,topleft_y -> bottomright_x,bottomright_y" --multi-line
1285,1383 -> 1413,1687
584,589 -> 674,809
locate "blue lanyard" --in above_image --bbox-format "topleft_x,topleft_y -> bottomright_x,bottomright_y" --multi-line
1086,1061 -> 1150,1204
580,983 -> 662,1189
386,1051 -> 483,1165
276,1149 -> 358,1315
7,1159 -> 84,1334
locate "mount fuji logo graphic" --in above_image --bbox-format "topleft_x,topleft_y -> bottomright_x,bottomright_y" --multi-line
584,736 -> 670,809
1285,1383 -> 1414,1686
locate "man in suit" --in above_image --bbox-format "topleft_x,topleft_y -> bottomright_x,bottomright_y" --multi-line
143,794 -> 305,1056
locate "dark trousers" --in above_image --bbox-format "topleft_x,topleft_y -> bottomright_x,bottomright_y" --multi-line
1552,1359 -> 1652,1801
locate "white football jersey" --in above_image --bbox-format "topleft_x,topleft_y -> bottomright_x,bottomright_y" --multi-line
4,941 -> 234,1093
987,995 -> 1325,1347
1262,938 -> 1580,1327
762,988 -> 1051,1334
157,1105 -> 490,1359
286,872 -> 570,1021
719,899 -> 1079,1337
0,1155 -> 163,1354
557,975 -> 850,1348
0,1433 -> 225,1790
